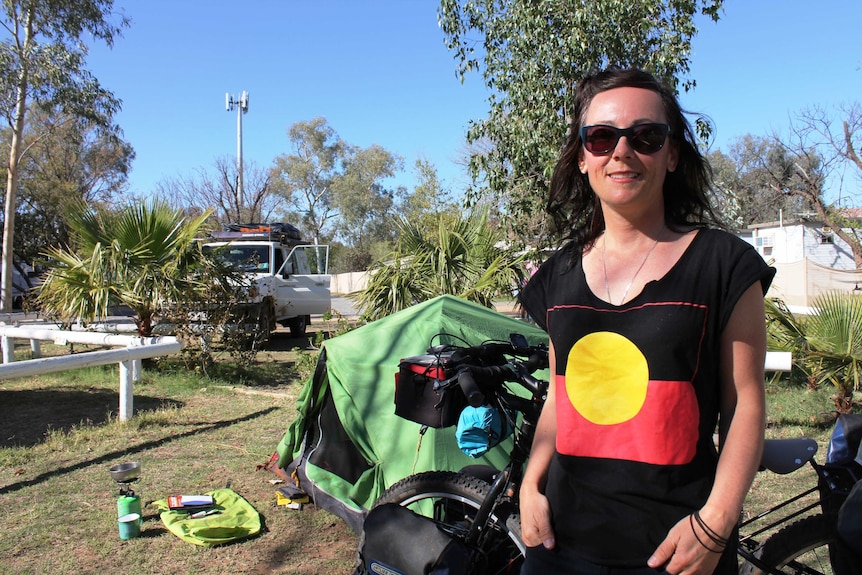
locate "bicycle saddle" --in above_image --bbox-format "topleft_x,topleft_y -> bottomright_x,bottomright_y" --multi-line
760,438 -> 818,474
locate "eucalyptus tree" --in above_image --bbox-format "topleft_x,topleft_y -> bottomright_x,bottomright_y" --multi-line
274,118 -> 404,269
398,157 -> 458,236
6,108 -> 134,267
438,0 -> 723,246
0,0 -> 128,311
273,118 -> 345,245
707,136 -> 811,229
331,143 -> 403,269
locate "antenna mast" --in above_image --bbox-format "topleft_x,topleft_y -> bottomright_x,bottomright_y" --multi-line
225,91 -> 250,203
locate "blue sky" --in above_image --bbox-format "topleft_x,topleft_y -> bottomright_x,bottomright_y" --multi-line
86,0 -> 862,202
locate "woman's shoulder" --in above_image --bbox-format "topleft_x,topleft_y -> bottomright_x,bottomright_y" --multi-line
689,226 -> 758,254
536,241 -> 581,274
686,226 -> 775,289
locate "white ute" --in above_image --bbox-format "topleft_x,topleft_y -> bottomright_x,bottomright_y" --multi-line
203,223 -> 331,336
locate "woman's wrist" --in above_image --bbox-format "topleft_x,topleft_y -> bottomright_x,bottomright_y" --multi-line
697,506 -> 736,540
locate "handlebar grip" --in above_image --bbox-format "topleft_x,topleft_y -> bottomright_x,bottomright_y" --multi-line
457,368 -> 485,407
526,351 -> 549,373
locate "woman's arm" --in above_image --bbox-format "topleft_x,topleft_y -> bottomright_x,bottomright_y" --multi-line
519,342 -> 559,549
649,282 -> 767,573
705,280 -> 768,537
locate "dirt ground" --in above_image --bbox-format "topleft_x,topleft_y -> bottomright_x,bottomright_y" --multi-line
249,305 -> 525,573
238,321 -> 361,574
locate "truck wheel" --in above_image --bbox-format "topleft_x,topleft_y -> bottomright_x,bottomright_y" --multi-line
287,315 -> 308,337
257,304 -> 274,341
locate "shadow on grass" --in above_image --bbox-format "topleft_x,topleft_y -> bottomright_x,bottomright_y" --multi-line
0,387 -> 182,448
189,330 -> 320,388
0,406 -> 278,495
265,330 -> 314,352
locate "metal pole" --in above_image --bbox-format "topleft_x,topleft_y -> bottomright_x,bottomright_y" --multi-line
237,99 -> 244,202
1,334 -> 13,363
119,359 -> 133,421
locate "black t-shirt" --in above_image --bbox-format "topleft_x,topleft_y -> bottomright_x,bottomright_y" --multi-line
520,228 -> 775,566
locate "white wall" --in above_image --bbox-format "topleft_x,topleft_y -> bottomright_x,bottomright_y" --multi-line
330,271 -> 369,295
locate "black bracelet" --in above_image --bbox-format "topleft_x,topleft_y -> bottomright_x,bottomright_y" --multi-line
689,514 -> 725,553
693,510 -> 730,548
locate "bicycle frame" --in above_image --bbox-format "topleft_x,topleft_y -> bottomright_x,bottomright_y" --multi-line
460,372 -> 545,551
737,445 -> 859,575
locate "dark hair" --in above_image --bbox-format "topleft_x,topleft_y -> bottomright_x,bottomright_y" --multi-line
547,67 -> 721,249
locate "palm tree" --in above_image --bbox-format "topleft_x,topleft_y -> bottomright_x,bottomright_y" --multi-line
355,208 -> 525,320
766,294 -> 862,413
37,201 -> 218,337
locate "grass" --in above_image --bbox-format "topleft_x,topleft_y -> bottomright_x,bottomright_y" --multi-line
0,329 -> 356,575
0,330 -> 857,574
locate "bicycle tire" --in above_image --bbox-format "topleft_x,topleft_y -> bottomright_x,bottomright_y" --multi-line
375,470 -> 524,574
740,514 -> 837,575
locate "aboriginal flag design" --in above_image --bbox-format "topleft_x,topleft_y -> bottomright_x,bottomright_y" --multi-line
548,301 -> 708,465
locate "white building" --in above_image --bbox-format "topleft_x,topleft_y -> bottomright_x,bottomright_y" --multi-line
747,210 -> 862,306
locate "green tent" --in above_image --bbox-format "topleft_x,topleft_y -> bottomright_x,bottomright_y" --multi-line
274,295 -> 548,531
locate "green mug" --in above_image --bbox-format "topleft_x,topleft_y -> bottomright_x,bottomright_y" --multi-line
118,513 -> 141,540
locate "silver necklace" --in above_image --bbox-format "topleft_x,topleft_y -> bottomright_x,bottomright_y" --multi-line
601,224 -> 664,305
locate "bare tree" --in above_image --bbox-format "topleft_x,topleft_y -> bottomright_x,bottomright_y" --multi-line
769,104 -> 862,266
157,156 -> 287,228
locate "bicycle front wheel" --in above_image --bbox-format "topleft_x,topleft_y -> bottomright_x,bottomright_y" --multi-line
740,514 -> 837,575
375,470 -> 524,574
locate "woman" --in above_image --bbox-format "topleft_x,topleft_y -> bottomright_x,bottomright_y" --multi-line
518,67 -> 775,575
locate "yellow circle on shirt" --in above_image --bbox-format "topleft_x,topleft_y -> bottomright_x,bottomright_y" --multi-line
566,331 -> 649,425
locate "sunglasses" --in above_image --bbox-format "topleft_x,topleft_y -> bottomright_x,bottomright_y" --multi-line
580,123 -> 671,155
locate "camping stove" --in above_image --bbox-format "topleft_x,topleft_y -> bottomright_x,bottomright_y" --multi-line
109,462 -> 142,523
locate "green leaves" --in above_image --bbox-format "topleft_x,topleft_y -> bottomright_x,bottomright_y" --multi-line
355,208 -> 525,320
2,0 -> 128,310
37,201 -> 215,336
438,0 -> 724,245
766,293 -> 862,413
0,0 -> 126,126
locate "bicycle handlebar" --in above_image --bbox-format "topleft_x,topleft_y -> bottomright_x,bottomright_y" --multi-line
434,335 -> 549,404
456,367 -> 485,407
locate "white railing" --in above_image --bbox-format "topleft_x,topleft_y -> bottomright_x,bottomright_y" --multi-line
0,325 -> 182,421
765,351 -> 792,372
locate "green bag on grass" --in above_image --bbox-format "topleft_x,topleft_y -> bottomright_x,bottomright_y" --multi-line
153,488 -> 261,547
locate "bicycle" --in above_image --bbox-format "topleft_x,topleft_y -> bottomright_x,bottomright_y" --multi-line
362,333 -> 861,575
737,434 -> 860,575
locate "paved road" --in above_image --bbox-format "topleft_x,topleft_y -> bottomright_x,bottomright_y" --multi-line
329,296 -> 359,318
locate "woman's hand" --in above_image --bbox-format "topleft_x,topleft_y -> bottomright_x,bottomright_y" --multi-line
648,511 -> 728,575
519,483 -> 556,549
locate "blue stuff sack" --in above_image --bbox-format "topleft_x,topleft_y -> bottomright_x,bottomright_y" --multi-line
455,405 -> 512,458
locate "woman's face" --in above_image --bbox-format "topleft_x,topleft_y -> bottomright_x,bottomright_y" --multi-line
578,86 -> 678,217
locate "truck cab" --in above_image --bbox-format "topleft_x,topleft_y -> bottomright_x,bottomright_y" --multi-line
203,223 -> 330,336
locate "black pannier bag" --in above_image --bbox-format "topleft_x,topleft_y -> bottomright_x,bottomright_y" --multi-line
357,503 -> 470,575
395,353 -> 466,428
822,414 -> 862,575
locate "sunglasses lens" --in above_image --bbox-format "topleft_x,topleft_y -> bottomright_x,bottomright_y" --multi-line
583,127 -> 620,154
582,124 -> 669,154
630,124 -> 669,153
